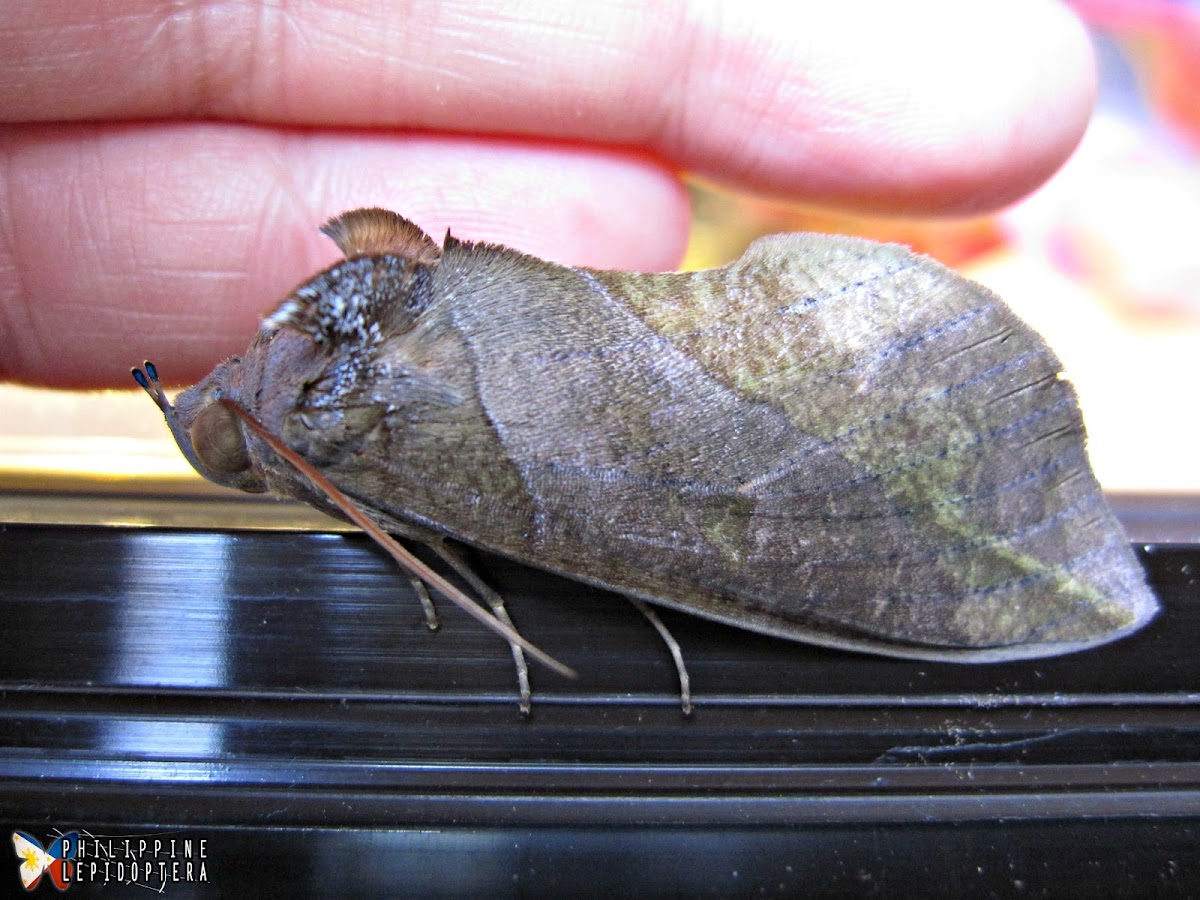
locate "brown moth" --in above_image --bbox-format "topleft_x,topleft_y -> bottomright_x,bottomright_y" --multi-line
135,208 -> 1158,705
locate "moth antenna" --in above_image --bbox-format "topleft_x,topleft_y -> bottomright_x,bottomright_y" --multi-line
218,398 -> 577,681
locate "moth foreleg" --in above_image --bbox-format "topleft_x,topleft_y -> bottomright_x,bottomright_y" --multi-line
430,541 -> 532,715
626,597 -> 693,716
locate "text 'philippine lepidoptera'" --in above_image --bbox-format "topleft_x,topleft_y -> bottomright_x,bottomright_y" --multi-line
135,208 -> 1158,705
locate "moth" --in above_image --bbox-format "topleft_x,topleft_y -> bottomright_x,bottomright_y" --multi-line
135,208 -> 1158,710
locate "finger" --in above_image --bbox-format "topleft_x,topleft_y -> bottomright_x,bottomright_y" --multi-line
0,124 -> 689,388
0,0 -> 1095,214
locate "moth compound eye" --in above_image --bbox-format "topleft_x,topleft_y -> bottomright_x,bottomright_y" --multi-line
190,403 -> 251,475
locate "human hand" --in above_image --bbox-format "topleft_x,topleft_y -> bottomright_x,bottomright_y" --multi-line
0,0 -> 1095,387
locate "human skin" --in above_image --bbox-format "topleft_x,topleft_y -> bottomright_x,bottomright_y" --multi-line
0,0 -> 1096,388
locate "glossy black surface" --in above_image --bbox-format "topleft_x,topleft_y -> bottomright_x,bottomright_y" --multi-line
1,523 -> 1198,896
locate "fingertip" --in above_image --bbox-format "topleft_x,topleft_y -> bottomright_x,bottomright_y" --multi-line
673,0 -> 1098,215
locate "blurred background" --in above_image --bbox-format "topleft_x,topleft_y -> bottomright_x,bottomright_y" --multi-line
1,0 -> 1197,525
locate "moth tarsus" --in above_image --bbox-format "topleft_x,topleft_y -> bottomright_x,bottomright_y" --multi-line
408,577 -> 440,631
139,206 -> 1160,713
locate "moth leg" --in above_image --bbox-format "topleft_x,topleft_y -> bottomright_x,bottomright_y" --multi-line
431,541 -> 532,715
409,577 -> 439,631
218,396 -> 574,679
626,597 -> 693,716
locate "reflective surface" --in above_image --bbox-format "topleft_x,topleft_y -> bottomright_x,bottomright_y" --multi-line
1,522 -> 1198,895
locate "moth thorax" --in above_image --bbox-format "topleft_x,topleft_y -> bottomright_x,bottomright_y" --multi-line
263,257 -> 419,349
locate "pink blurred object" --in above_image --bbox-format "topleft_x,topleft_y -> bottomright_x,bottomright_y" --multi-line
1071,0 -> 1200,148
1003,1 -> 1200,319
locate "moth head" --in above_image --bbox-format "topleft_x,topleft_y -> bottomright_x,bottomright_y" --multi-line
253,209 -> 449,426
133,209 -> 447,493
134,360 -> 270,493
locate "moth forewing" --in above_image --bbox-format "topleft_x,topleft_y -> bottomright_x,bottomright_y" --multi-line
138,208 -> 1159,703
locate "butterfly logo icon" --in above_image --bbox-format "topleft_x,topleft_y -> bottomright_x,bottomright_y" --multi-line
11,832 -> 78,892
